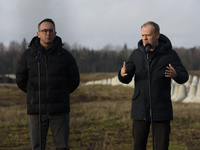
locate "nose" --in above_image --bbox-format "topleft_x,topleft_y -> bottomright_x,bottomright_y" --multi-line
46,31 -> 50,35
142,35 -> 148,40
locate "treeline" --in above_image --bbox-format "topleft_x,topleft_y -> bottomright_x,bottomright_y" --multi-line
0,39 -> 200,74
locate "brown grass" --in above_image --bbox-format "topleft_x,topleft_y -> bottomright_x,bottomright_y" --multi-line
188,70 -> 200,77
0,72 -> 200,149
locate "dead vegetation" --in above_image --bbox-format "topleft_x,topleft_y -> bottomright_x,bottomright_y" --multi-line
0,73 -> 200,149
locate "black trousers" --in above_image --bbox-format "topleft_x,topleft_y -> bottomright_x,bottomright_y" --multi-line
29,114 -> 70,150
132,120 -> 170,150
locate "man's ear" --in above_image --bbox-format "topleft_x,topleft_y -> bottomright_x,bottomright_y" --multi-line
37,32 -> 40,38
156,32 -> 160,40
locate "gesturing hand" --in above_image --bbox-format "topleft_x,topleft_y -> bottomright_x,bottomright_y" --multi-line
165,64 -> 178,78
121,62 -> 127,77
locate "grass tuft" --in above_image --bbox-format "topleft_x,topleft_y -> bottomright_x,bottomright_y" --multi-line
0,73 -> 200,149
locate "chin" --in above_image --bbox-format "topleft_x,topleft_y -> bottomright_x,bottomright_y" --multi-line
46,40 -> 53,43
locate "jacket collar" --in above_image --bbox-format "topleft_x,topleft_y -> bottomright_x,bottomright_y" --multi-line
29,36 -> 64,56
138,34 -> 172,53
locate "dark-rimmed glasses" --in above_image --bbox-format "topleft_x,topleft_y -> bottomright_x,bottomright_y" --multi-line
40,29 -> 55,34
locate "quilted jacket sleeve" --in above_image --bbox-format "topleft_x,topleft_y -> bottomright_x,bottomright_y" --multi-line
16,51 -> 28,93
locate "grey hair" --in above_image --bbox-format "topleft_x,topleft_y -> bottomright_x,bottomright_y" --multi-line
141,21 -> 160,33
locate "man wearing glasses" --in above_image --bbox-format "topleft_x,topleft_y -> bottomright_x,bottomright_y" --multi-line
16,18 -> 80,150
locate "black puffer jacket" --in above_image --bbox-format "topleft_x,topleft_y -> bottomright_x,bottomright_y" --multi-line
16,36 -> 80,115
118,34 -> 188,121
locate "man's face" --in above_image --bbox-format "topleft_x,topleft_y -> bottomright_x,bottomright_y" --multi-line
141,24 -> 160,50
37,22 -> 56,47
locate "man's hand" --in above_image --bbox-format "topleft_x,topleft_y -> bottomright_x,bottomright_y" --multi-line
121,62 -> 127,77
165,64 -> 178,78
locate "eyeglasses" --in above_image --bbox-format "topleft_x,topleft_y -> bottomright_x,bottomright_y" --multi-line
39,29 -> 55,34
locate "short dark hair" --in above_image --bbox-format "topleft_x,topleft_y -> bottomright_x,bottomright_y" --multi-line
38,18 -> 55,31
141,21 -> 160,33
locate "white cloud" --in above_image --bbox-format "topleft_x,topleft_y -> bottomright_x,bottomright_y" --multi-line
0,0 -> 200,49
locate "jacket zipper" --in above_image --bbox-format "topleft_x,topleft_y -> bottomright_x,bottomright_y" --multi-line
44,55 -> 49,105
141,50 -> 150,121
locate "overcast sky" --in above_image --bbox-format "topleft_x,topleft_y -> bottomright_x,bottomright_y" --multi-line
0,0 -> 200,50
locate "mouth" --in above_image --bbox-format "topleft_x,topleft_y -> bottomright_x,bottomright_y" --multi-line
143,42 -> 148,46
45,37 -> 51,40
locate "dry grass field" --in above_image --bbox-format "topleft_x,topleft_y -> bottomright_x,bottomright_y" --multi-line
0,72 -> 200,149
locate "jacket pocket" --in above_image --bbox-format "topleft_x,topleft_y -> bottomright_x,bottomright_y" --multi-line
132,89 -> 140,101
157,91 -> 170,102
27,84 -> 36,105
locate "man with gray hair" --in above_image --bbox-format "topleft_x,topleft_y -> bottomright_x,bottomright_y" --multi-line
118,21 -> 188,149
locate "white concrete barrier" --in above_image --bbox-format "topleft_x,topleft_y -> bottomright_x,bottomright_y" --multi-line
190,80 -> 200,103
171,84 -> 179,101
183,76 -> 199,103
184,75 -> 192,93
84,75 -> 200,103
174,84 -> 187,102
171,80 -> 176,97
